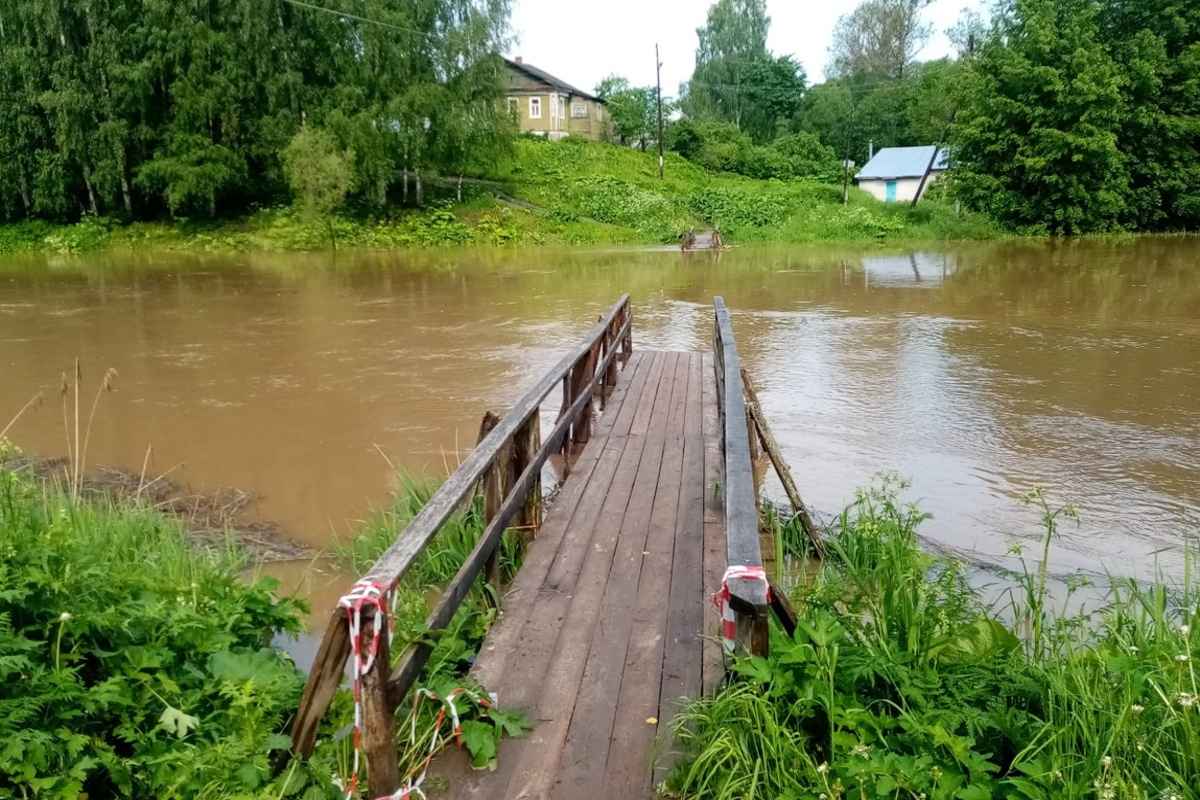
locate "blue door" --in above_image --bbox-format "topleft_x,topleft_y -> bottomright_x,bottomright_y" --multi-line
885,181 -> 898,203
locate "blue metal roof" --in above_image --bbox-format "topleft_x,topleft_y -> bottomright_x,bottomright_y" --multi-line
856,146 -> 949,180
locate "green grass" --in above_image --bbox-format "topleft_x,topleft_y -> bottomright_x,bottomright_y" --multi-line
664,478 -> 1200,800
0,450 -> 336,800
0,138 -> 1003,256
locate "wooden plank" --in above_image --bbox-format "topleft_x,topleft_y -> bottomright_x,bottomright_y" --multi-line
469,350 -> 653,692
442,355 -> 667,800
713,297 -> 769,658
604,351 -> 692,800
290,607 -> 350,757
653,352 -> 708,787
552,352 -> 685,797
700,353 -> 727,697
493,352 -> 680,800
768,578 -> 799,638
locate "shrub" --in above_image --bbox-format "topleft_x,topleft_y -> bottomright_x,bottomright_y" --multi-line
0,464 -> 328,800
666,481 -> 1200,800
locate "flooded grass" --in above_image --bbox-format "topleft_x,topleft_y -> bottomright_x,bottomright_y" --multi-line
664,479 -> 1200,800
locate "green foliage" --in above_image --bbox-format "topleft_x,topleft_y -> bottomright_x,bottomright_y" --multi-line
0,464 -> 340,800
0,0 -> 512,223
666,122 -> 841,182
666,479 -> 1200,799
685,0 -> 807,143
953,0 -> 1128,235
281,129 -> 354,224
595,76 -> 660,150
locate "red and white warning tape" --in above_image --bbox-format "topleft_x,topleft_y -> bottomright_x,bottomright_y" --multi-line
338,578 -> 399,800
712,565 -> 772,653
336,579 -> 495,800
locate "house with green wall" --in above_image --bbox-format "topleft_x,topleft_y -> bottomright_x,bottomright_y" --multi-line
503,57 -> 610,141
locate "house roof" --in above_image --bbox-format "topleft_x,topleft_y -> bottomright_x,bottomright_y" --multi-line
504,57 -> 603,103
856,146 -> 949,180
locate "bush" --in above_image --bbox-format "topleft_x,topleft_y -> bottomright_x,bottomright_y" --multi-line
0,464 -> 332,800
666,481 -> 1200,800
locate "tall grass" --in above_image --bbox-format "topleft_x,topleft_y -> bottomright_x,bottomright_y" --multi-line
333,471 -> 525,588
665,478 -> 1200,800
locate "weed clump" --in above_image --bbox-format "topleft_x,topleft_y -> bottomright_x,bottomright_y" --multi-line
666,480 -> 1199,800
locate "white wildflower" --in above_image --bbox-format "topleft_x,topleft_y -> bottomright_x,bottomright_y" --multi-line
852,744 -> 870,758
59,611 -> 71,622
1178,692 -> 1196,708
1131,704 -> 1145,716
1101,756 -> 1111,767
816,762 -> 828,775
1181,624 -> 1191,635
1176,654 -> 1191,662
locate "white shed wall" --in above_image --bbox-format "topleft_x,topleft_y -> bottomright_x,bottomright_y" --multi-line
858,172 -> 943,203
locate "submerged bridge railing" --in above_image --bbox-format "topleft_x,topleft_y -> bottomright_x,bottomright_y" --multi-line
289,296 -> 632,798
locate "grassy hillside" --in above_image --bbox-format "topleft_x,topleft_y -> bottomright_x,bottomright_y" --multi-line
0,137 -> 1001,255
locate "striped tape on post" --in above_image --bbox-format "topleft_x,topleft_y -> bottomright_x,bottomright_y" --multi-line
712,565 -> 771,653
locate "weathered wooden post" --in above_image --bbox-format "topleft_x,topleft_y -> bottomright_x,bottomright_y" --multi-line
479,412 -> 504,596
513,408 -> 542,536
359,617 -> 401,798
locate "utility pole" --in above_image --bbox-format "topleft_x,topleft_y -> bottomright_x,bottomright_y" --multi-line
656,43 -> 665,180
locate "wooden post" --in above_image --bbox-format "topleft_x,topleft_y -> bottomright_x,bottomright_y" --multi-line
568,344 -> 598,447
603,317 -> 619,389
478,412 -> 503,597
514,409 -> 542,535
360,616 -> 400,798
621,302 -> 633,363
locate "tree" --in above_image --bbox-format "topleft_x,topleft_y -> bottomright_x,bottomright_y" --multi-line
952,0 -> 1127,234
828,0 -> 933,80
281,127 -> 353,247
0,0 -> 515,222
685,0 -> 770,132
595,76 -> 658,150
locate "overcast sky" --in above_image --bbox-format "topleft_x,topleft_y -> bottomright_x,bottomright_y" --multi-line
507,0 -> 987,95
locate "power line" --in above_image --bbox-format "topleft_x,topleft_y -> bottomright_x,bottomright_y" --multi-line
278,0 -> 428,37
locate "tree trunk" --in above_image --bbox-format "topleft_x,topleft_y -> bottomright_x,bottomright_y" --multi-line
416,171 -> 423,206
83,168 -> 98,216
457,175 -> 463,203
402,168 -> 409,205
119,169 -> 132,214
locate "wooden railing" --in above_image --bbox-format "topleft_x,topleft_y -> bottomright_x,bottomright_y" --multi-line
712,297 -> 770,657
289,295 -> 633,797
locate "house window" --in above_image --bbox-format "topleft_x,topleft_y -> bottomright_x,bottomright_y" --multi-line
572,102 -> 586,118
559,95 -> 566,119
529,96 -> 541,119
507,97 -> 518,116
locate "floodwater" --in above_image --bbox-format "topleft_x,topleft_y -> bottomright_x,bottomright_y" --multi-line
2,239 -> 1198,613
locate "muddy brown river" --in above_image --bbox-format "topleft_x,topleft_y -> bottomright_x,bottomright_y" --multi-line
2,240 -> 1198,613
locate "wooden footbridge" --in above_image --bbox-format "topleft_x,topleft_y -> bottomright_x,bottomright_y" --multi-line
290,296 -> 819,799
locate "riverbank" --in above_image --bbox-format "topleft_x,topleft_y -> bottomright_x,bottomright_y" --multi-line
0,139 -> 1003,256
665,481 -> 1200,799
0,453 -> 526,799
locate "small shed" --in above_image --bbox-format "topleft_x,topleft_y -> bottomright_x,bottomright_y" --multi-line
855,146 -> 949,203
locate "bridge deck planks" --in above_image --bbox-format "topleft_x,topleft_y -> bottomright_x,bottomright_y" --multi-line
434,349 -> 723,800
